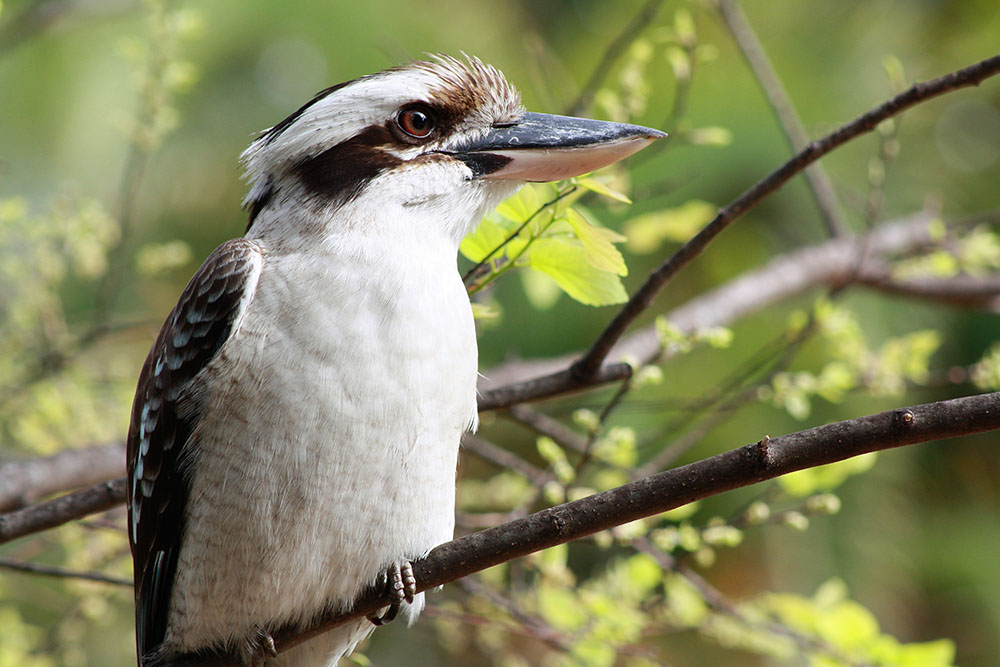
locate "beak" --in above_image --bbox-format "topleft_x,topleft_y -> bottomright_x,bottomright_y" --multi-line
451,112 -> 666,181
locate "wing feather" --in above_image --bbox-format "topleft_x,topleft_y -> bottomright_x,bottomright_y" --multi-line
126,238 -> 265,663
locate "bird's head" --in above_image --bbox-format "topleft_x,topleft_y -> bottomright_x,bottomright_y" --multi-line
242,54 -> 664,245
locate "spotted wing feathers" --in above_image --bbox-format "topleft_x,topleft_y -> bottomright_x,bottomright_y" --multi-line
126,238 -> 265,662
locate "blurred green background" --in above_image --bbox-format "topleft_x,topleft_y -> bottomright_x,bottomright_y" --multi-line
1,0 -> 999,665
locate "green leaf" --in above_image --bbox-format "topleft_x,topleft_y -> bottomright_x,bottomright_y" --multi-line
623,553 -> 664,595
565,208 -> 628,276
972,342 -> 1000,390
593,426 -> 637,467
819,600 -> 880,650
528,239 -> 628,306
694,326 -> 733,348
674,8 -> 696,45
882,53 -> 907,93
666,44 -> 691,80
541,543 -> 568,570
460,216 -> 511,263
655,317 -> 689,349
576,176 -> 632,203
661,500 -> 700,522
571,639 -> 616,667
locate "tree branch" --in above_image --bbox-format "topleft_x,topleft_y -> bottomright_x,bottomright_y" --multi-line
0,556 -> 132,587
478,210 -> 940,399
856,270 -> 1000,311
478,207 -> 1000,405
9,388 -> 998,663
571,53 -> 1000,379
0,443 -> 125,512
479,361 -> 633,411
0,478 -> 126,545
565,0 -> 665,116
716,0 -> 848,237
253,391 -> 1000,660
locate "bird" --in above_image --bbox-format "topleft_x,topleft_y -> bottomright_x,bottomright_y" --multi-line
126,54 -> 663,666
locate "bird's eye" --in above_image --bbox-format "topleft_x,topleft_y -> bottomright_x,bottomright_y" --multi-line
396,107 -> 435,138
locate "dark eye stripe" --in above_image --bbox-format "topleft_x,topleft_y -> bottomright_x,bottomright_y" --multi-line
292,125 -> 402,208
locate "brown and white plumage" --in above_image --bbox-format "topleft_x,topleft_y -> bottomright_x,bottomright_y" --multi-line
126,55 -> 662,666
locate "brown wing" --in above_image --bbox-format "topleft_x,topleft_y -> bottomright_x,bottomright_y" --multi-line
126,238 -> 265,663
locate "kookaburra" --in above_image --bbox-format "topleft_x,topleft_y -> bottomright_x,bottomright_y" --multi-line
126,55 -> 662,666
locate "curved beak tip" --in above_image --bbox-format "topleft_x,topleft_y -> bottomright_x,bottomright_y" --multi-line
455,112 -> 666,182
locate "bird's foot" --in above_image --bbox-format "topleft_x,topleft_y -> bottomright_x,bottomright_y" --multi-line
245,627 -> 278,666
367,559 -> 416,626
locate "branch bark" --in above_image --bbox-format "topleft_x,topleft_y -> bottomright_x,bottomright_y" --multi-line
0,478 -> 126,545
478,210 -> 941,398
571,53 -> 1000,378
256,390 -> 1000,660
0,443 -> 125,512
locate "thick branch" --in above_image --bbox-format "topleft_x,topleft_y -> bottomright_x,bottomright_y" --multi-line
856,271 -> 1000,311
478,210 -> 943,398
0,478 -> 126,545
571,54 -> 1000,378
479,362 -> 633,411
0,443 -> 125,512
257,391 -> 1000,659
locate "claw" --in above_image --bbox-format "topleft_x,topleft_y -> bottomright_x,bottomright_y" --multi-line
366,560 -> 417,626
399,560 -> 416,604
246,628 -> 277,666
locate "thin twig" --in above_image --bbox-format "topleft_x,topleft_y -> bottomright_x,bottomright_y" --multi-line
457,577 -> 572,652
574,376 -> 633,473
462,188 -> 576,286
716,0 -> 848,238
505,405 -> 589,453
461,434 -> 552,487
571,54 -> 1000,379
637,314 -> 821,476
0,556 -> 132,587
565,0 -> 666,116
631,538 -> 856,663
